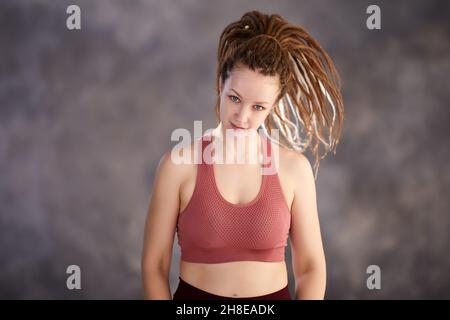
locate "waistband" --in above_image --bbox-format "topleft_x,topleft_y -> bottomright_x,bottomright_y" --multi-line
173,276 -> 291,300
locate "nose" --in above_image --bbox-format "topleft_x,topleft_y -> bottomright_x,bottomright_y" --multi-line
235,106 -> 251,126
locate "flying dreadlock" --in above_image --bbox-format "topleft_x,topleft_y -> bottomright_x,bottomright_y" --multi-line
214,10 -> 345,180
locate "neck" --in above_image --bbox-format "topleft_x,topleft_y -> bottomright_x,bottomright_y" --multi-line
211,123 -> 262,165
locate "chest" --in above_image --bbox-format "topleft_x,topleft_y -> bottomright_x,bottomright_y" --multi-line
179,161 -> 294,213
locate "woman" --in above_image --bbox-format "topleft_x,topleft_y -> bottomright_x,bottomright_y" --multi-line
141,10 -> 344,300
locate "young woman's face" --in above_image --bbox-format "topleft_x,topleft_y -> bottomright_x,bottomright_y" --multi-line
219,64 -> 280,132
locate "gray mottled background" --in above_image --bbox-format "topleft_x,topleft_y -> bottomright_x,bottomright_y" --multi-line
1,0 -> 449,299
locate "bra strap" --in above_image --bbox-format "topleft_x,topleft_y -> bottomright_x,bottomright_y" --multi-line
261,134 -> 272,168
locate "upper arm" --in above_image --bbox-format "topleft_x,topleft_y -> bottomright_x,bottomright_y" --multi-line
141,148 -> 185,275
289,154 -> 326,278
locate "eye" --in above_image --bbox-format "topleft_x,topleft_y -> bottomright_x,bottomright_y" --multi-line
229,95 -> 240,103
253,105 -> 266,111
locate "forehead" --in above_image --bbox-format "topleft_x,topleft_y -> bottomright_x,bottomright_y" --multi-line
225,66 -> 280,100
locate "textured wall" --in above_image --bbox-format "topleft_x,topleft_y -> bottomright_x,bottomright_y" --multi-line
1,0 -> 449,299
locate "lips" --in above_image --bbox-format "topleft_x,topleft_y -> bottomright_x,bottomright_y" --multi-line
230,122 -> 246,130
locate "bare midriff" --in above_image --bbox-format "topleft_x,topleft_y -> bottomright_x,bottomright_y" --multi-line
179,260 -> 288,297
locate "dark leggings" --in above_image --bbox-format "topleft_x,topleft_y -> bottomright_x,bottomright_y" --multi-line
173,277 -> 292,300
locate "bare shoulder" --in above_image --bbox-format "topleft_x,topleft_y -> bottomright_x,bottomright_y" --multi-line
277,146 -> 312,178
277,146 -> 317,218
156,139 -> 198,187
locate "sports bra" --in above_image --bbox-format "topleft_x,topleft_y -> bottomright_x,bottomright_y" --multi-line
176,131 -> 291,263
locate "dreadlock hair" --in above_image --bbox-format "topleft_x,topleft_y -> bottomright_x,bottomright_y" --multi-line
214,10 -> 345,180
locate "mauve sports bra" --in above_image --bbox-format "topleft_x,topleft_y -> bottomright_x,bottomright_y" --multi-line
176,132 -> 291,263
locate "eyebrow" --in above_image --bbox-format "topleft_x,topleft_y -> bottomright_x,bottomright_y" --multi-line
230,88 -> 270,104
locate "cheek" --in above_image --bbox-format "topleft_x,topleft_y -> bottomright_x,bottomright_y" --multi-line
255,110 -> 271,125
219,96 -> 231,118
220,97 -> 234,115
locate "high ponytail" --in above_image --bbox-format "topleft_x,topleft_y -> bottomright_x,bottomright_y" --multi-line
215,10 -> 345,179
